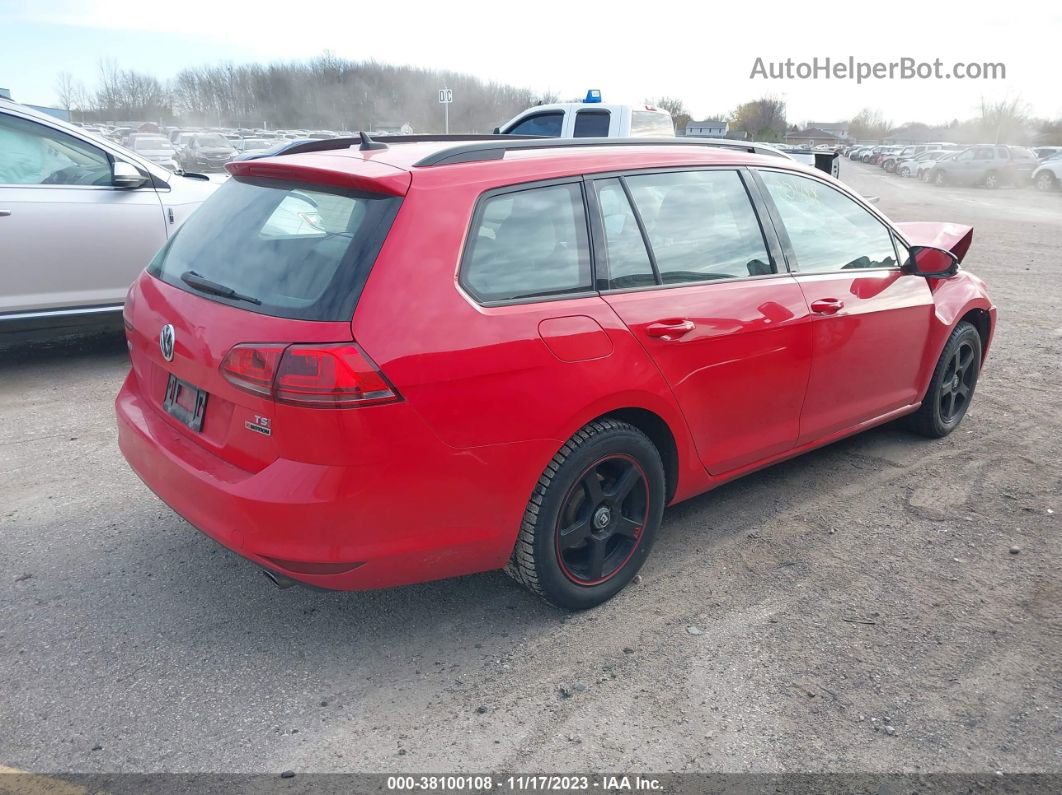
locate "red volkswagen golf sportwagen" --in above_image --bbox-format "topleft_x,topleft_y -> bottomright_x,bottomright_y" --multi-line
116,136 -> 996,609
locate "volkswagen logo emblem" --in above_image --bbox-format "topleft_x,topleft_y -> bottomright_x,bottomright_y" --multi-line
159,324 -> 175,362
593,505 -> 612,530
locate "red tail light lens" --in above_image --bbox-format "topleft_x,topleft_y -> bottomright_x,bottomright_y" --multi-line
220,343 -> 399,408
220,344 -> 286,397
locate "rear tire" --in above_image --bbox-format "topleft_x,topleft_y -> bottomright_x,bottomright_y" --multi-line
900,166 -> 912,178
934,170 -> 947,187
507,419 -> 665,610
984,171 -> 1000,189
1035,172 -> 1056,191
907,322 -> 982,438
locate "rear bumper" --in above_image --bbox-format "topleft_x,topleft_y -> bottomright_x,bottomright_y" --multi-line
116,370 -> 547,590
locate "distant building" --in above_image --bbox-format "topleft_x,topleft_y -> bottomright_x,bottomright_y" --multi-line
785,128 -> 841,146
686,119 -> 728,137
373,122 -> 414,135
806,121 -> 849,140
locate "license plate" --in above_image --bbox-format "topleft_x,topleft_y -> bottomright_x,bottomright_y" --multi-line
163,374 -> 208,432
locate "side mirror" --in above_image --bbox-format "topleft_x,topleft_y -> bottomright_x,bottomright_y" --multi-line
904,245 -> 959,278
492,127 -> 501,135
112,161 -> 148,189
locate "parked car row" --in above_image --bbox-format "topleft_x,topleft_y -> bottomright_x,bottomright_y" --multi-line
843,142 -> 1055,190
73,124 -> 372,172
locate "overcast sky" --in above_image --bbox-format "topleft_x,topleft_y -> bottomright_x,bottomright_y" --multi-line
2,0 -> 1059,125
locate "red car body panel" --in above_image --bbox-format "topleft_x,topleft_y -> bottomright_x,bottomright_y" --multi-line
116,142 -> 996,591
602,278 -> 813,474
793,270 -> 934,442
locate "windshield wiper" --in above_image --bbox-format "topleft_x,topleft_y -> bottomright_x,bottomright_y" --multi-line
180,270 -> 261,305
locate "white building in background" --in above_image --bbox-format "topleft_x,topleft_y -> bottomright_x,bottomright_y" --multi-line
805,121 -> 850,140
685,119 -> 728,137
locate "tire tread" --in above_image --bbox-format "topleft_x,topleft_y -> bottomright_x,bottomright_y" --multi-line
506,419 -> 655,605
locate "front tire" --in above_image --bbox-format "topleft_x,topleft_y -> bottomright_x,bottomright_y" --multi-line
1035,172 -> 1056,191
984,171 -> 1000,189
900,166 -> 912,178
508,419 -> 665,610
934,170 -> 947,187
907,321 -> 982,438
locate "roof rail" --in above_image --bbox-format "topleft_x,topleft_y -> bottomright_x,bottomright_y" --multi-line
275,133 -> 543,158
411,137 -> 772,167
271,134 -> 789,167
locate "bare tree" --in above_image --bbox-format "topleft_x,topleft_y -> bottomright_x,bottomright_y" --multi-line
1036,117 -> 1062,146
730,97 -> 787,141
166,55 -> 538,132
54,71 -> 88,116
84,58 -> 172,123
979,96 -> 1029,144
848,108 -> 892,141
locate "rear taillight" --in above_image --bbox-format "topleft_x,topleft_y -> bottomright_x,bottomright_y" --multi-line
220,343 -> 399,408
220,344 -> 286,397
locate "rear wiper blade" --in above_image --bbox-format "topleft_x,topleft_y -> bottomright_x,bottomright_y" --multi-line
180,270 -> 261,305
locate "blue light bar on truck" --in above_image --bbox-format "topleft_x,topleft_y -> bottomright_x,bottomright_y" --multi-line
584,90 -> 602,103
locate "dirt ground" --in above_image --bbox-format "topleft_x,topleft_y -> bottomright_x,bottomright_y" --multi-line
0,160 -> 1059,776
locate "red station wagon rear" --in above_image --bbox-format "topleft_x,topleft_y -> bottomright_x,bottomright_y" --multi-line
117,136 -> 997,609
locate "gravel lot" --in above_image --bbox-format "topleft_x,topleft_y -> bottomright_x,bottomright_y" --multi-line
0,160 -> 1059,776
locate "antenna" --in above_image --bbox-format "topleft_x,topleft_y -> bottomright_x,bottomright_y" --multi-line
358,131 -> 387,151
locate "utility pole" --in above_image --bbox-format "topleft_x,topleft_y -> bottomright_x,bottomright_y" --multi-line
439,88 -> 452,134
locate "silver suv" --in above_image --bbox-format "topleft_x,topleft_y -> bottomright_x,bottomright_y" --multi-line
0,100 -> 216,331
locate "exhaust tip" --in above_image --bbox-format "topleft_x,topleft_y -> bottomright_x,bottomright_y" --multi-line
262,568 -> 298,590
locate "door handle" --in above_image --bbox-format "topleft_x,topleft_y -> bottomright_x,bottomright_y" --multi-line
0,210 -> 11,217
810,298 -> 844,315
645,319 -> 695,339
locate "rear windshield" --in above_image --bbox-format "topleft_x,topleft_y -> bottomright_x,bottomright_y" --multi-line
149,177 -> 401,321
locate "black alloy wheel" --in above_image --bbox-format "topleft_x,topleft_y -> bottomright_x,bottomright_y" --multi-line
554,455 -> 649,585
508,419 -> 665,610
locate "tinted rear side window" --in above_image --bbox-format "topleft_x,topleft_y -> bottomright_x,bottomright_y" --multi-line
574,111 -> 611,137
149,177 -> 400,321
461,183 -> 592,303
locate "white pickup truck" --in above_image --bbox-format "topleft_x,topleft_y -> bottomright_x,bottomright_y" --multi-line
495,92 -> 837,178
496,92 -> 675,138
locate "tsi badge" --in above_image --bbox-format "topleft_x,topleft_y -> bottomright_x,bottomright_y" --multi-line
244,415 -> 272,437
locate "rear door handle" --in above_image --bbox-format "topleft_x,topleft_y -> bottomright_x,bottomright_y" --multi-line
645,319 -> 695,339
810,298 -> 844,315
0,210 -> 11,217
